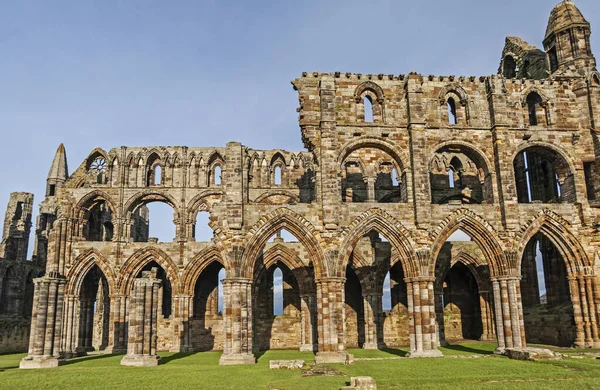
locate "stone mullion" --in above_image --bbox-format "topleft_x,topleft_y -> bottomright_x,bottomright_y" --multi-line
568,276 -> 586,348
219,278 -> 255,365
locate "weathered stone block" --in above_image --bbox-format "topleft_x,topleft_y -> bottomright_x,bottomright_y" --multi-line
269,359 -> 305,369
504,348 -> 561,361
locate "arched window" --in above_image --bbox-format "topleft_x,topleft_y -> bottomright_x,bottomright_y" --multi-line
274,165 -> 282,186
382,271 -> 391,311
154,165 -> 162,185
448,98 -> 457,125
273,268 -> 283,316
364,96 -> 374,123
548,47 -> 558,73
448,167 -> 456,188
194,210 -> 213,241
503,56 -> 517,78
526,92 -> 543,126
218,268 -> 226,314
213,165 -> 222,186
514,148 -> 573,203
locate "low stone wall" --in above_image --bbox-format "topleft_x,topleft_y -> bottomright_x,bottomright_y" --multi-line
523,303 -> 576,347
382,310 -> 410,347
0,318 -> 30,354
255,315 -> 301,350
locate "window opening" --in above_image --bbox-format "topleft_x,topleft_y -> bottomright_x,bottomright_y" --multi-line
273,268 -> 283,316
364,96 -> 374,123
448,98 -> 457,125
391,168 -> 399,186
154,165 -> 162,185
448,168 -> 455,188
214,165 -> 222,185
382,271 -> 391,311
274,165 -> 282,186
217,268 -> 226,314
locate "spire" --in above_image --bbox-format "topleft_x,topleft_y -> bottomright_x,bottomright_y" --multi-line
46,144 -> 68,197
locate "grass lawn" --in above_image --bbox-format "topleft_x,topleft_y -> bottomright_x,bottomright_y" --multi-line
1,344 -> 599,389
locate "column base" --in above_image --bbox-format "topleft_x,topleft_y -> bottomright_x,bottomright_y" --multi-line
120,354 -> 160,367
20,356 -> 64,369
219,353 -> 256,365
103,346 -> 127,354
494,347 -> 506,355
406,349 -> 443,358
593,341 -> 600,349
362,342 -> 379,350
300,344 -> 317,352
315,351 -> 354,365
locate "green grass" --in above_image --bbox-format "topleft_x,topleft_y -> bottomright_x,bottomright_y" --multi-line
1,345 -> 600,390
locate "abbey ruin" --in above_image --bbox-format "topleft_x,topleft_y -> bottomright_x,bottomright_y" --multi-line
1,0 -> 599,368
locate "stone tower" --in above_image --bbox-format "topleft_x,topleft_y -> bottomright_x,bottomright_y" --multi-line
544,0 -> 596,75
0,192 -> 34,262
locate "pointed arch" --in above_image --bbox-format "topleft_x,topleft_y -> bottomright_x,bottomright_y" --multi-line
338,208 -> 418,278
242,208 -> 326,279
517,209 -> 591,275
430,209 -> 504,277
182,246 -> 225,295
75,190 -> 118,216
66,249 -> 117,296
254,243 -> 314,294
119,247 -> 181,295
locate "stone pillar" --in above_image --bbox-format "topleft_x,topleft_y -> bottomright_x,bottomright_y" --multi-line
300,293 -> 317,352
121,270 -> 162,367
434,287 -> 448,347
174,294 -> 193,352
593,276 -> 600,348
568,276 -> 586,348
315,277 -> 352,364
362,293 -> 380,349
106,295 -> 127,354
493,276 -> 526,353
219,278 -> 255,365
406,277 -> 442,357
20,274 -> 67,369
61,294 -> 79,358
479,290 -> 496,341
366,177 -> 376,203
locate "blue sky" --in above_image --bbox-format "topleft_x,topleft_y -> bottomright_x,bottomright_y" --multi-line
0,0 -> 598,257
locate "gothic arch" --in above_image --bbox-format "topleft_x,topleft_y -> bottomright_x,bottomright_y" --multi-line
242,207 -> 326,279
186,190 -> 224,221
182,246 -> 225,295
66,249 -> 117,296
75,190 -> 118,217
517,209 -> 591,275
84,148 -> 109,170
255,244 -> 313,294
338,208 -> 418,278
429,209 -> 504,277
119,247 -> 181,295
429,141 -> 494,176
520,86 -> 550,107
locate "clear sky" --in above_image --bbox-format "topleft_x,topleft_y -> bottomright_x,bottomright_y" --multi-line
0,0 -> 598,256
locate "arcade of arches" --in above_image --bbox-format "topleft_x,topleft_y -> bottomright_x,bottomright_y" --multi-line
14,0 -> 600,368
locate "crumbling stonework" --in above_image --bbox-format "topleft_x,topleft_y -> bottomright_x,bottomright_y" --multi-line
6,0 -> 600,369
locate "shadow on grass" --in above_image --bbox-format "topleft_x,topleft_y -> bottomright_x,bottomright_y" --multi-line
380,348 -> 408,357
443,344 -> 494,355
160,352 -> 195,364
0,366 -> 19,371
62,353 -> 121,366
254,350 -> 267,362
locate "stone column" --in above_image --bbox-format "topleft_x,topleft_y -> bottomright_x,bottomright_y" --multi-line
362,293 -> 380,349
434,287 -> 448,347
121,270 -> 162,367
219,278 -> 255,365
20,274 -> 67,369
568,276 -> 586,348
300,293 -> 317,352
593,276 -> 600,348
493,276 -> 526,353
61,294 -> 79,358
406,277 -> 442,357
315,277 -> 352,364
479,290 -> 496,341
173,294 -> 193,352
366,177 -> 376,203
106,295 -> 127,354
